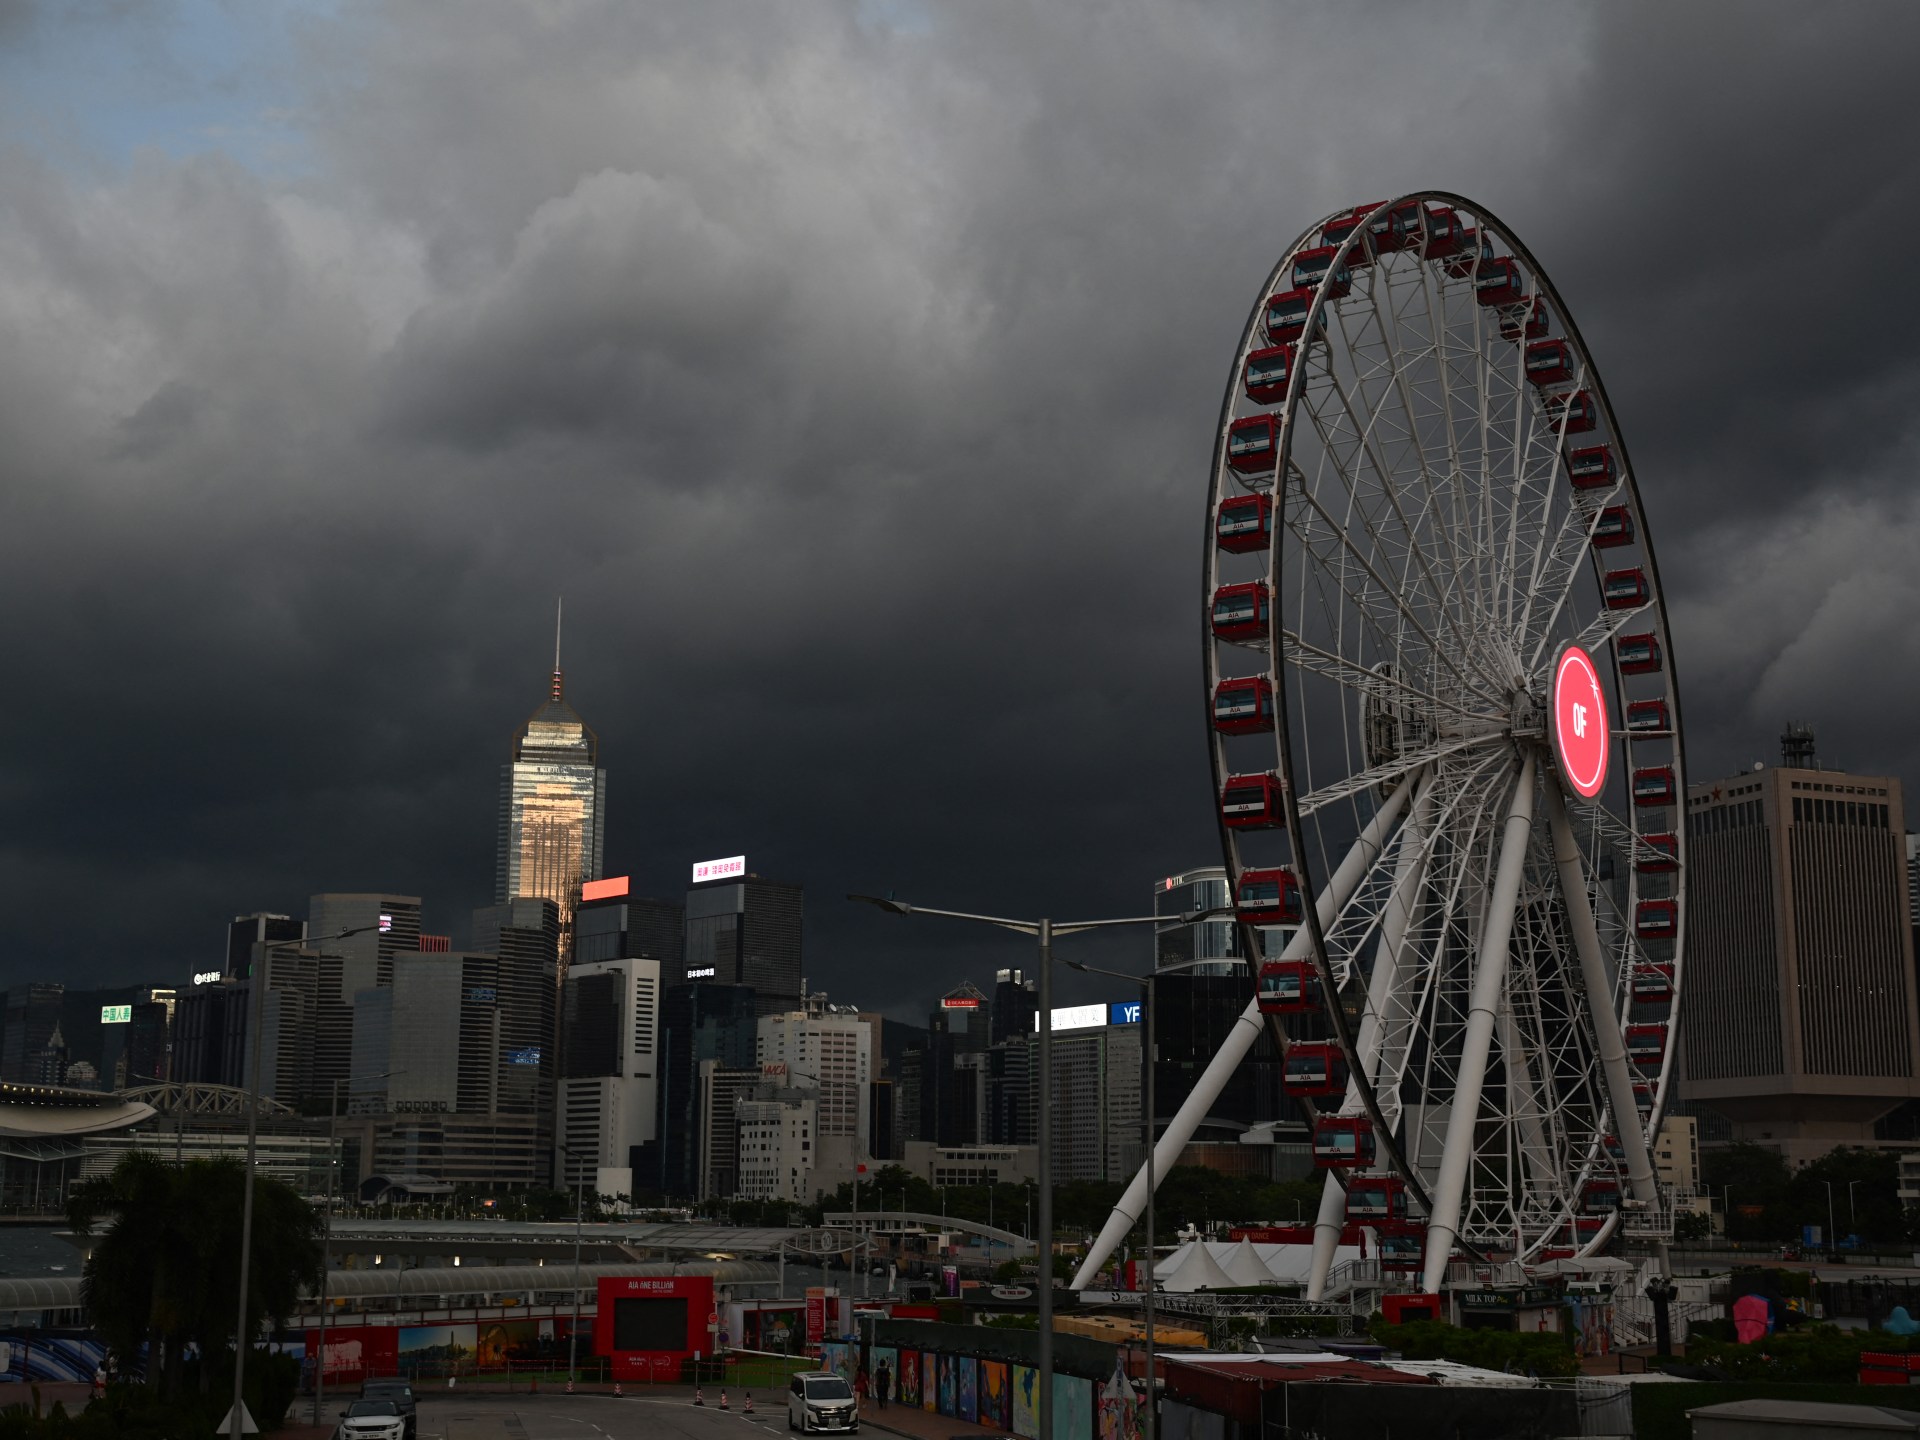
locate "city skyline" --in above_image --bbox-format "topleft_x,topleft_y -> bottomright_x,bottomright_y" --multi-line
3,4 -> 1920,1016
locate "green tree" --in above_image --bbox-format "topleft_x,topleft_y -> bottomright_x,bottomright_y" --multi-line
67,1153 -> 322,1396
1702,1142 -> 1792,1242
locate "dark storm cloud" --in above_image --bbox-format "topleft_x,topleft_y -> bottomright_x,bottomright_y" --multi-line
2,1 -> 1919,1011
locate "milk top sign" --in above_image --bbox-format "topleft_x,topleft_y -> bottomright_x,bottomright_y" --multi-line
691,854 -> 746,883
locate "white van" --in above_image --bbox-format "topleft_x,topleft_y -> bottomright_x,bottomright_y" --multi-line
788,1371 -> 859,1433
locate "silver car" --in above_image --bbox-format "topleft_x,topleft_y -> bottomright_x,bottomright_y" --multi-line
789,1371 -> 859,1433
334,1397 -> 406,1440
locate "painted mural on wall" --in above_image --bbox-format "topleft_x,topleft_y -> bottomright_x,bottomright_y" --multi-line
1055,1372 -> 1094,1440
980,1359 -> 1011,1429
1012,1363 -> 1039,1439
898,1347 -> 922,1408
1097,1359 -> 1140,1440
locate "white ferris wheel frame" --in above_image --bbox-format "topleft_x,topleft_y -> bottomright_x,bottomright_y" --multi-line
1072,193 -> 1686,1300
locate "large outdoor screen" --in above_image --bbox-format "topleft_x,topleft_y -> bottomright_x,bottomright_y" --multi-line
612,1297 -> 689,1352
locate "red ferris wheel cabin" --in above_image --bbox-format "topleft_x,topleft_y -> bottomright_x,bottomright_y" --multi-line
1257,959 -> 1320,1014
1500,295 -> 1549,343
1632,766 -> 1677,806
1236,867 -> 1304,925
1632,963 -> 1676,1005
1604,567 -> 1650,609
1616,633 -> 1662,675
1443,228 -> 1494,279
1221,772 -> 1286,830
1291,245 -> 1353,299
1524,339 -> 1575,387
1216,494 -> 1273,554
1474,257 -> 1527,307
1344,1174 -> 1410,1224
1635,899 -> 1678,941
1591,507 -> 1635,549
1210,582 -> 1271,644
1567,444 -> 1617,489
1312,1116 -> 1375,1169
1543,388 -> 1598,433
1626,699 -> 1671,734
1264,288 -> 1324,345
1320,202 -> 1382,261
1227,414 -> 1281,476
1626,1023 -> 1668,1070
1213,676 -> 1274,735
1283,1040 -> 1348,1098
1243,344 -> 1299,405
1636,832 -> 1680,873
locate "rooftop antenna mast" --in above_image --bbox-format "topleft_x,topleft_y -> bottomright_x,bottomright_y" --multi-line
551,597 -> 564,700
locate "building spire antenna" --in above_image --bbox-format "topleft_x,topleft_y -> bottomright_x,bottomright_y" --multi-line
551,596 -> 564,701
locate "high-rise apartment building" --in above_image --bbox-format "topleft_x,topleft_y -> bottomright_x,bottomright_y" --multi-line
758,1003 -> 874,1159
225,914 -> 305,981
1044,1004 -> 1143,1182
575,877 -> 684,968
1682,746 -> 1920,1164
558,956 -> 661,1196
735,1088 -> 816,1203
1,985 -> 65,1085
496,648 -> 606,970
1152,867 -> 1296,1160
305,894 -> 422,1106
697,1060 -> 764,1199
684,875 -> 802,1016
471,898 -> 560,1149
990,970 -> 1037,1046
649,975 -> 759,1197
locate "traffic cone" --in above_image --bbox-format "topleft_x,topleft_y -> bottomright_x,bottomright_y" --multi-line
744,1392 -> 756,1414
695,1387 -> 705,1406
720,1389 -> 730,1410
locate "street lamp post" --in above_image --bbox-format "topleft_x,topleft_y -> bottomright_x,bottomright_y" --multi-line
233,925 -> 377,1440
558,1145 -> 590,1385
1849,1178 -> 1863,1233
1064,957 -> 1156,1440
849,895 -> 1175,1440
313,1068 -> 402,1425
1823,1180 -> 1836,1257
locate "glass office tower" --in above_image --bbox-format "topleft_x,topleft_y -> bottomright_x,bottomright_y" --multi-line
496,663 -> 607,968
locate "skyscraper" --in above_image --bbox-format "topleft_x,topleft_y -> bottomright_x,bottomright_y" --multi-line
684,874 -> 802,1017
496,615 -> 606,969
1683,743 -> 1920,1164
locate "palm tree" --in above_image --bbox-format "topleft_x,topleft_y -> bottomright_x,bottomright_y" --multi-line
68,1153 -> 323,1395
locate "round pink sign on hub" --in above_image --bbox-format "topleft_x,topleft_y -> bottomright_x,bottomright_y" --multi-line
1552,643 -> 1609,799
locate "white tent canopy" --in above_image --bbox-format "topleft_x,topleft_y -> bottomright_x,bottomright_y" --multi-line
1155,1239 -> 1367,1288
1218,1238 -> 1281,1287
1157,1241 -> 1240,1292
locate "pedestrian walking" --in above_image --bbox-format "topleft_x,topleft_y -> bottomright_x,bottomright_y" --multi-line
876,1361 -> 892,1411
855,1367 -> 870,1412
89,1364 -> 105,1402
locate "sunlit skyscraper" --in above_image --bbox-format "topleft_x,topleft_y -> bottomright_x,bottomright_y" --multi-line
495,616 -> 606,968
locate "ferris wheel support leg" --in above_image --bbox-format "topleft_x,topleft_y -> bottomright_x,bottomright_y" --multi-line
1420,749 -> 1536,1297
1305,1174 -> 1349,1302
1543,776 -> 1660,1211
1069,771 -> 1418,1291
1307,772 -> 1435,1301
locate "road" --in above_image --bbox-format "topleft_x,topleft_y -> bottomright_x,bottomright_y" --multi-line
411,1391 -> 795,1440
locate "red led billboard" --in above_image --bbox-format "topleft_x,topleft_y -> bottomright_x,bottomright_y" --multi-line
594,1274 -> 714,1381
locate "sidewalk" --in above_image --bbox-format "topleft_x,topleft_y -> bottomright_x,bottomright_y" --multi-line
861,1398 -> 1010,1440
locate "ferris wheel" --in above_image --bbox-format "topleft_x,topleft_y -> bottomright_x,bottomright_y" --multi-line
1198,193 -> 1686,1298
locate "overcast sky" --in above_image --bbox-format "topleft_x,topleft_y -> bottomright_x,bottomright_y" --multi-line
3,0 -> 1918,1014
